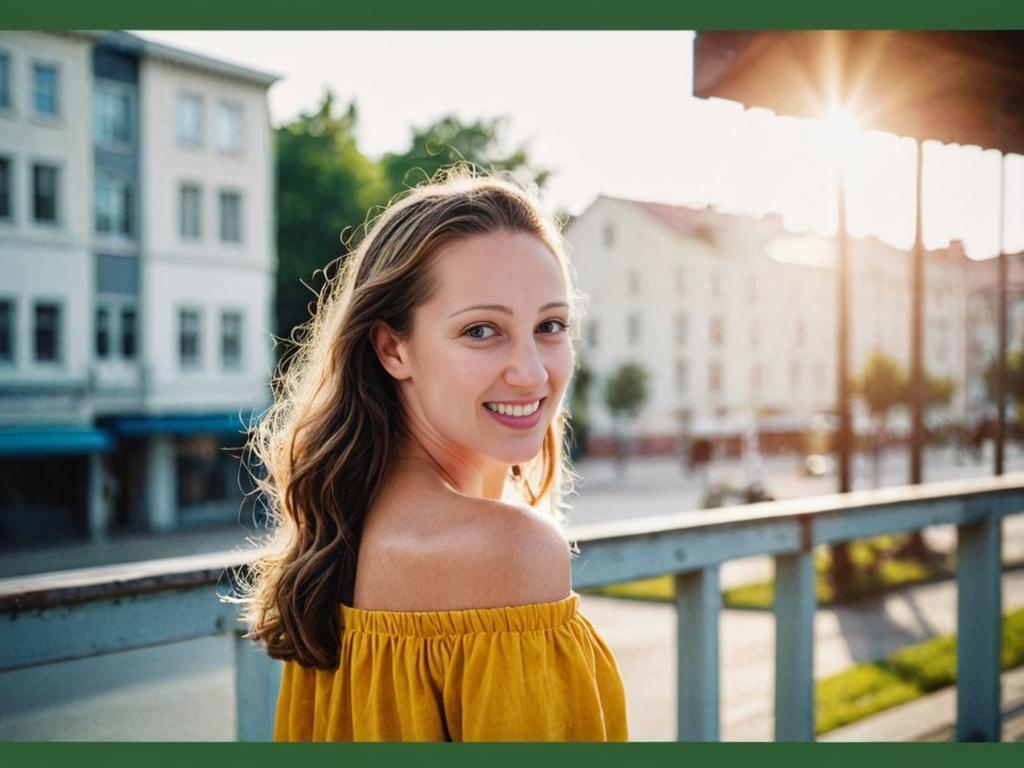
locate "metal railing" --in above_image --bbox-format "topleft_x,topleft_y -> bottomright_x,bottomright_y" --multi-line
2,472 -> 1021,741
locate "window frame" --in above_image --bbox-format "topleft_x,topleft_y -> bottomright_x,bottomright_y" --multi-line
31,60 -> 59,119
95,171 -> 135,239
220,310 -> 243,371
93,79 -> 134,148
33,300 -> 62,364
31,161 -> 59,225
177,92 -> 204,148
179,183 -> 202,241
178,307 -> 202,370
218,189 -> 242,244
215,100 -> 244,154
0,297 -> 15,364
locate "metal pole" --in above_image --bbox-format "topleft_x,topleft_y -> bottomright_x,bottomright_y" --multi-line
837,165 -> 852,494
910,140 -> 925,485
996,154 -> 1008,476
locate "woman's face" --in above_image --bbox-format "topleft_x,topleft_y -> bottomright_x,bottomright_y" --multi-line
388,229 -> 573,469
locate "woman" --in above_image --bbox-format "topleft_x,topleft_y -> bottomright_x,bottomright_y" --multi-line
243,169 -> 628,741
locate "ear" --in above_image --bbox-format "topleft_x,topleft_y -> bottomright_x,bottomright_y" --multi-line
370,321 -> 412,380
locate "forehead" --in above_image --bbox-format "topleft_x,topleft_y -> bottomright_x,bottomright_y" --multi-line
427,230 -> 568,302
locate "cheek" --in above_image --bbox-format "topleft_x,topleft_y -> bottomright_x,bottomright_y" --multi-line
546,344 -> 574,394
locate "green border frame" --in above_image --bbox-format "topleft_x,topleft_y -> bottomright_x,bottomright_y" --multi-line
4,1 -> 1024,765
4,0 -> 1024,29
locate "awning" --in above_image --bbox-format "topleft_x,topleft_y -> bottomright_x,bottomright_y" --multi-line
0,426 -> 114,457
100,413 -> 252,436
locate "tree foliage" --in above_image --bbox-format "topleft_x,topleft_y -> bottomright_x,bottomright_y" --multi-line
380,114 -> 549,199
853,349 -> 909,420
983,349 -> 1024,413
274,93 -> 387,343
603,362 -> 649,421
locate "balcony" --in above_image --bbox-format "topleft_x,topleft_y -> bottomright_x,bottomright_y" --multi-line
1,472 -> 1021,741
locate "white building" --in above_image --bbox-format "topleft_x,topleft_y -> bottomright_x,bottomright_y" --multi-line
0,31 -> 278,545
564,196 -> 970,456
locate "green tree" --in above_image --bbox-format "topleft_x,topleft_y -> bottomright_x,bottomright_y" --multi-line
275,93 -> 387,347
567,360 -> 593,460
380,114 -> 550,198
603,362 -> 649,475
984,349 -> 1024,418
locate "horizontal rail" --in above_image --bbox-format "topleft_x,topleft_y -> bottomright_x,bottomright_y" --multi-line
2,471 -> 1022,741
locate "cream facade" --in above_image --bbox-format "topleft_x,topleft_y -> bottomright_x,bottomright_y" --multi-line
565,196 -> 971,453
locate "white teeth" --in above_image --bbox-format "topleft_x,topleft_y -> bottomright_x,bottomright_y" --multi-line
486,400 -> 541,417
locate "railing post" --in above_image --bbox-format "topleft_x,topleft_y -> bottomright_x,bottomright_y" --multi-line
956,516 -> 1003,741
675,566 -> 721,741
773,550 -> 816,741
234,631 -> 282,741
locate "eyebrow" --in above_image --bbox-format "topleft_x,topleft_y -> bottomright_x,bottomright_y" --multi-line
447,301 -> 570,319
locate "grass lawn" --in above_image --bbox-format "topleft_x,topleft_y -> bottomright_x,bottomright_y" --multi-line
816,607 -> 1024,734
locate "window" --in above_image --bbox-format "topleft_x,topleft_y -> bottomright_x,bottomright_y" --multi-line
0,53 -> 10,109
0,157 -> 10,221
585,319 -> 599,348
216,102 -> 243,153
94,84 -> 131,145
627,269 -> 640,297
710,315 -> 724,346
674,359 -> 688,395
0,299 -> 13,363
177,93 -> 203,146
121,307 -> 137,359
674,312 -> 687,346
32,163 -> 58,223
95,173 -> 134,237
180,184 -> 201,240
221,311 -> 243,370
32,62 -> 58,117
95,306 -> 110,359
219,190 -> 242,243
179,309 -> 201,368
34,302 -> 60,362
602,222 -> 615,247
627,313 -> 641,345
709,360 -> 723,394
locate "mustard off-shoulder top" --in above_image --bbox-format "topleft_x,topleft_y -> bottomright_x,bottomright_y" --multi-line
274,593 -> 629,741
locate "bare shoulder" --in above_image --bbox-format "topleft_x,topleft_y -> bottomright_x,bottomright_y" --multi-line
354,488 -> 571,612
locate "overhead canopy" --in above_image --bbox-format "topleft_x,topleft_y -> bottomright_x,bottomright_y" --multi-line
0,427 -> 113,457
693,31 -> 1024,155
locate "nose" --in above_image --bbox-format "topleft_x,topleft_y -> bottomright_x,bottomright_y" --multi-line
504,337 -> 549,390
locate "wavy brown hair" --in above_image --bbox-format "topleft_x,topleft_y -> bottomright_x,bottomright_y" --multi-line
242,169 -> 579,669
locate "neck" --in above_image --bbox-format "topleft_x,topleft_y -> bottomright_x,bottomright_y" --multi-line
396,438 -> 508,500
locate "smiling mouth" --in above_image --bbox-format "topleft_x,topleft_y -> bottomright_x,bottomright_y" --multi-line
484,399 -> 543,417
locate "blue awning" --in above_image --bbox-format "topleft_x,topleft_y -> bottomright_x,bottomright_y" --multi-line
101,413 -> 252,436
0,426 -> 114,457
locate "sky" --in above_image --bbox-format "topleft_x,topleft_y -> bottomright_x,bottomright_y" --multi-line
134,30 -> 1023,261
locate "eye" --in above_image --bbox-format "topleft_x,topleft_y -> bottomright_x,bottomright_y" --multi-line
464,324 -> 497,340
537,319 -> 569,335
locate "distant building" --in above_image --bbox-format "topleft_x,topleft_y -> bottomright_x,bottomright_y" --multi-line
564,196 -> 972,456
0,31 -> 278,545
